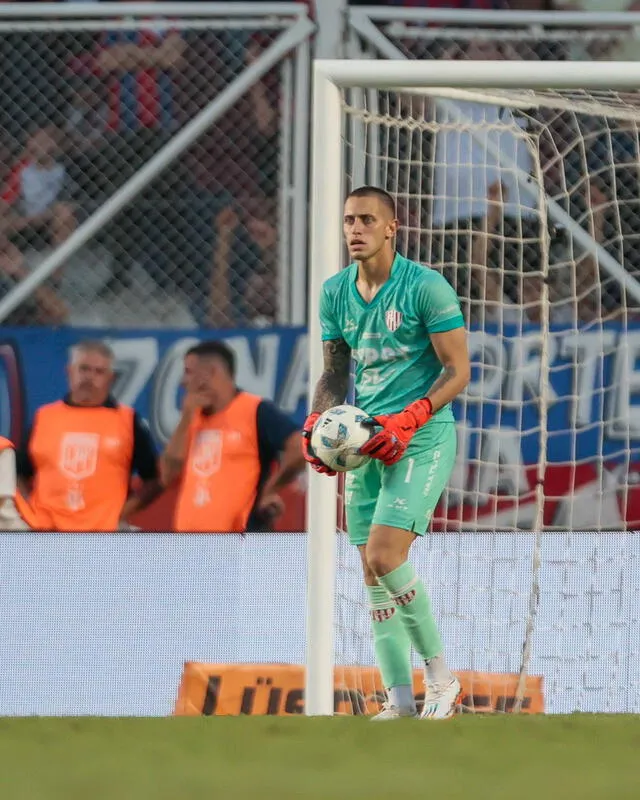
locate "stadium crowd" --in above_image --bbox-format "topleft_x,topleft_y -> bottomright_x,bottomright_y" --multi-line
0,0 -> 637,328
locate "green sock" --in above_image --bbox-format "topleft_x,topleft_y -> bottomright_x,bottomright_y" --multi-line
366,584 -> 413,691
377,561 -> 443,660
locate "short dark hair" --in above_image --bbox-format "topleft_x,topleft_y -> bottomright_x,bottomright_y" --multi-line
347,186 -> 397,218
186,340 -> 236,378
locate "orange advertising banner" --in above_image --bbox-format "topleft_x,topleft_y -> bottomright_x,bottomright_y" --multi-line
174,663 -> 544,716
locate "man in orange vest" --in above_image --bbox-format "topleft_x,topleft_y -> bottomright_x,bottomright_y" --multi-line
162,340 -> 305,533
12,339 -> 161,532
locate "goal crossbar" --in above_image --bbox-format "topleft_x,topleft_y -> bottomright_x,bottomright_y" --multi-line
314,59 -> 640,90
307,59 -> 640,717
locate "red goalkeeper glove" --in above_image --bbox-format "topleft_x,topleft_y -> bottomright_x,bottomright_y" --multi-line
302,412 -> 337,476
360,398 -> 434,466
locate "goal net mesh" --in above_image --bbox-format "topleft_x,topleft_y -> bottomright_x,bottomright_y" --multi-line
331,85 -> 640,714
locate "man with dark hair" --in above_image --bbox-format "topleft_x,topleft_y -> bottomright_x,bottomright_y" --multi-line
303,186 -> 470,720
162,339 -> 305,533
184,340 -> 236,376
347,185 -> 397,218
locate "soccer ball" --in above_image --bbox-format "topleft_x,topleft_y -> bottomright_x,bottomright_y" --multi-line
310,404 -> 373,472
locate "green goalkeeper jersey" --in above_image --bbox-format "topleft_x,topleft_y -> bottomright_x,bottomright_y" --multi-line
319,253 -> 464,421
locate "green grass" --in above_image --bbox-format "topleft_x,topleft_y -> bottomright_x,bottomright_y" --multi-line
0,715 -> 638,799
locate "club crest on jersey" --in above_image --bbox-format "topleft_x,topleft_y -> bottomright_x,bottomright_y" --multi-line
385,309 -> 403,332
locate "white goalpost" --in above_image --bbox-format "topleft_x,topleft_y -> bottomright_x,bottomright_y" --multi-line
306,60 -> 640,716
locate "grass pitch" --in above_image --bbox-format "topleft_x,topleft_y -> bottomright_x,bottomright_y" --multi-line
0,715 -> 638,799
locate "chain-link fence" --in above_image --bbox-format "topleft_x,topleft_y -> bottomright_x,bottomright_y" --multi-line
0,5 -> 311,329
362,7 -> 640,64
350,8 -> 640,322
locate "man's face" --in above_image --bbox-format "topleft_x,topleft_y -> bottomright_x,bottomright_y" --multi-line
67,350 -> 113,406
182,354 -> 229,408
343,196 -> 398,262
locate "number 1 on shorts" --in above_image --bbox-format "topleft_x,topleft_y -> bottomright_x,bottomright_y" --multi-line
404,457 -> 415,484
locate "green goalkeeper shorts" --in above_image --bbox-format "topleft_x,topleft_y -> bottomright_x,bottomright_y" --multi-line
344,422 -> 457,547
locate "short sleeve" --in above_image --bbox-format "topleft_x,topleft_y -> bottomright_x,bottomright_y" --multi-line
319,283 -> 342,341
15,426 -> 34,480
417,272 -> 465,333
131,412 -> 159,481
256,400 -> 299,463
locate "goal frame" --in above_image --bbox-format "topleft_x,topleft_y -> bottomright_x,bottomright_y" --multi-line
305,59 -> 640,716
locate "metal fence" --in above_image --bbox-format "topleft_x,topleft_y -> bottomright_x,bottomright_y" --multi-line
5,6 -> 640,329
0,3 -> 311,329
349,8 -> 640,320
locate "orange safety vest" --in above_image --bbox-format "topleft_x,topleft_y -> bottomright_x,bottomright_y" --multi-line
17,400 -> 135,532
174,392 -> 262,533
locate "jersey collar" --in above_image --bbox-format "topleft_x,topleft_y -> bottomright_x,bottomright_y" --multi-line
63,393 -> 119,409
349,252 -> 403,309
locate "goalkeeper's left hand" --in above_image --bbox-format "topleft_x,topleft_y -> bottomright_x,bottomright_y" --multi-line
360,398 -> 433,466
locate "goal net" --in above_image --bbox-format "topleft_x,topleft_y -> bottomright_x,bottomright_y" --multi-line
307,61 -> 640,716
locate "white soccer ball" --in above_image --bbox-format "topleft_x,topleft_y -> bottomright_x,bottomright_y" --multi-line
310,404 -> 373,473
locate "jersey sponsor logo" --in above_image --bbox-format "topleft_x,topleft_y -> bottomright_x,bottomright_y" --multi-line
191,430 -> 223,478
387,496 -> 408,510
344,319 -> 357,333
59,433 -> 100,480
385,310 -> 403,332
352,345 -> 410,366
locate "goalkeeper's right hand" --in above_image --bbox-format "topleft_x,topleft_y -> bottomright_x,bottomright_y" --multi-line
302,412 -> 336,476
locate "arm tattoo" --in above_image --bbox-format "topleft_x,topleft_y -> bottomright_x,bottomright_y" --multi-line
313,339 -> 351,413
427,365 -> 457,408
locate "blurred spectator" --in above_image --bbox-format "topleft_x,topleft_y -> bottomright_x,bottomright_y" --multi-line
161,340 -> 305,533
427,41 -> 539,315
1,126 -> 77,253
178,35 -> 280,327
73,5 -> 190,293
209,199 -> 278,328
0,125 -> 75,325
544,111 -> 638,318
94,15 -> 185,138
0,27 -> 63,148
15,339 -> 162,532
185,37 -> 278,208
64,74 -> 108,157
0,262 -> 68,327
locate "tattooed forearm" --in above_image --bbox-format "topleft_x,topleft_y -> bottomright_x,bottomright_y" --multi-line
429,365 -> 456,397
312,339 -> 351,413
426,365 -> 459,413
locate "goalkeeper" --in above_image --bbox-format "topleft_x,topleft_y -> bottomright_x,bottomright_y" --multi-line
303,187 -> 470,720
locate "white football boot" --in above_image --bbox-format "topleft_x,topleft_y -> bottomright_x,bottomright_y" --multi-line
419,677 -> 462,720
371,702 -> 418,721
